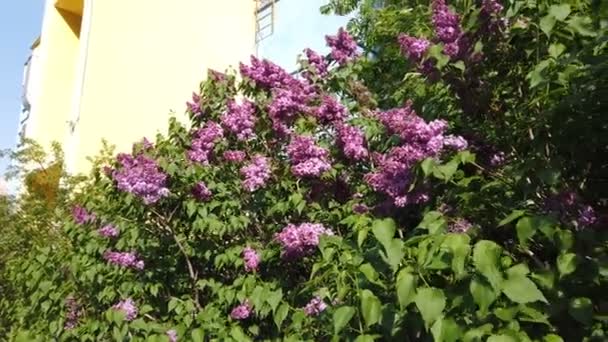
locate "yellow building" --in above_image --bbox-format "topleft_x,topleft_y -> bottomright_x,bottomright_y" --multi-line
19,0 -> 278,173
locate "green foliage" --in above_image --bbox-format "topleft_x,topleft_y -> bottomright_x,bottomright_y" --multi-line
1,0 -> 607,341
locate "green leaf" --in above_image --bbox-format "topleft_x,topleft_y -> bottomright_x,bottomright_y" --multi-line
557,253 -> 577,277
415,287 -> 446,327
421,158 -> 437,176
191,328 -> 204,342
543,334 -> 564,342
443,233 -> 471,277
354,335 -> 377,342
548,43 -> 566,59
266,289 -> 283,312
417,211 -> 447,234
567,16 -> 596,37
434,159 -> 459,182
359,263 -> 379,282
549,4 -> 570,21
463,323 -> 493,342
357,228 -> 369,248
470,277 -> 497,315
487,335 -> 517,342
360,290 -> 382,328
383,239 -> 405,271
540,15 -> 556,37
473,241 -> 503,290
502,275 -> 547,304
274,303 -> 289,328
431,316 -> 462,342
505,263 -> 529,278
396,269 -> 417,310
428,45 -> 450,69
515,217 -> 536,246
333,306 -> 356,334
371,218 -> 396,249
568,297 -> 593,324
498,210 -> 525,227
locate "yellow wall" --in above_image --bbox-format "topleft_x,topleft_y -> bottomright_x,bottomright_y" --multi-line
28,0 -> 82,151
66,0 -> 256,172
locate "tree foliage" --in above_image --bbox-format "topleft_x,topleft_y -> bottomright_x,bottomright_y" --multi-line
1,1 -> 607,341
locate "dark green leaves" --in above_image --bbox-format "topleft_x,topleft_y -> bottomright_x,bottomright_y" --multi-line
396,269 -> 417,310
470,277 -> 497,315
473,241 -> 503,290
360,290 -> 382,327
415,287 -> 446,327
333,306 -> 356,334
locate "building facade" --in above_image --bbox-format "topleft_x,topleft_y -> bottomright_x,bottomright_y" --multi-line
20,0 -> 261,173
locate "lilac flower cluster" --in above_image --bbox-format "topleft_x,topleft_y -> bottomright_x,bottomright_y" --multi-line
103,250 -> 144,270
240,155 -> 272,192
166,330 -> 178,342
448,218 -> 473,233
482,0 -> 504,15
98,224 -> 119,238
304,48 -> 328,78
186,92 -> 202,116
230,300 -> 252,320
304,296 -> 328,316
366,102 -> 466,206
72,205 -> 96,225
240,56 -> 300,90
489,151 -> 506,167
112,153 -> 169,204
325,27 -> 359,65
187,122 -> 224,164
432,0 -> 464,58
242,246 -> 260,272
192,181 -> 212,201
275,223 -> 333,259
221,100 -> 257,141
64,296 -> 82,330
223,150 -> 246,163
545,191 -> 598,230
268,87 -> 313,135
337,124 -> 368,161
398,34 -> 431,62
313,95 -> 347,124
112,298 -> 138,321
287,135 -> 332,178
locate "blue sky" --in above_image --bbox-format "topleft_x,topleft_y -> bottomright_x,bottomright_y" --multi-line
0,1 -> 44,175
0,0 -> 349,179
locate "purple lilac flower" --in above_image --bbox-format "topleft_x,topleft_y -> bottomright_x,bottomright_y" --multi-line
353,203 -> 369,214
221,99 -> 257,141
230,300 -> 252,320
287,135 -> 332,178
443,135 -> 468,150
577,205 -> 597,228
187,122 -> 224,164
186,92 -> 202,116
112,298 -> 138,321
166,330 -> 178,342
481,0 -> 504,15
192,181 -> 212,201
240,56 -> 302,90
398,34 -> 431,62
325,27 -> 359,65
268,87 -> 312,135
313,95 -> 347,124
240,155 -> 272,192
102,165 -> 113,176
490,151 -> 506,167
72,205 -> 96,225
103,250 -> 144,270
303,48 -> 328,78
432,0 -> 463,58
98,224 -> 119,238
64,296 -> 82,330
112,153 -> 169,204
275,223 -> 334,259
304,296 -> 328,316
337,124 -> 368,161
449,218 -> 473,233
243,246 -> 260,272
223,150 -> 246,163
208,68 -> 226,82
